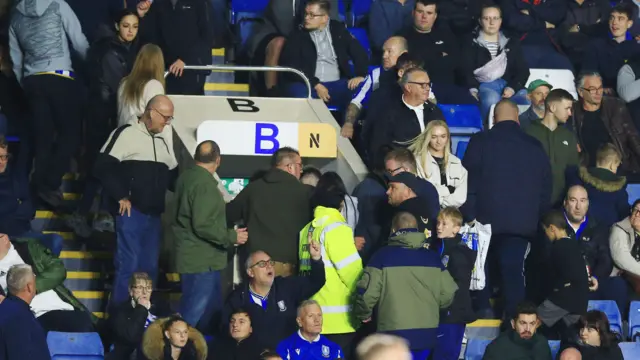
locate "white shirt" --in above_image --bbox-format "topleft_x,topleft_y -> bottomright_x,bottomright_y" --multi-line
0,245 -> 74,318
402,95 -> 425,132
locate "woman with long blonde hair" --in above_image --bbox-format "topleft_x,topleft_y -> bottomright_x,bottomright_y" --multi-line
407,120 -> 468,208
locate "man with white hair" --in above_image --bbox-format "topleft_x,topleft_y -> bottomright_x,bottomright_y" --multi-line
356,334 -> 412,360
0,263 -> 50,359
276,300 -> 343,360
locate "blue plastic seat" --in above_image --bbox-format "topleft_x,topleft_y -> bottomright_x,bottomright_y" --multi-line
549,340 -> 561,359
351,0 -> 373,25
456,140 -> 469,159
620,342 -> 640,359
629,301 -> 640,341
439,104 -> 483,136
588,300 -> 623,335
628,183 -> 640,205
231,0 -> 270,14
348,27 -> 370,55
47,332 -> 104,360
464,338 -> 492,360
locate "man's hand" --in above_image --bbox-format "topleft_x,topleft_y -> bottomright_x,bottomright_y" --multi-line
315,84 -> 330,102
520,9 -> 529,15
569,24 -> 579,33
348,77 -> 365,90
545,21 -> 555,29
362,317 -> 372,323
589,277 -> 599,292
502,87 -> 515,98
0,294 -> 5,304
169,59 -> 185,77
309,240 -> 322,261
355,236 -> 366,251
235,228 -> 248,245
119,198 -> 132,217
137,0 -> 152,18
341,123 -> 354,139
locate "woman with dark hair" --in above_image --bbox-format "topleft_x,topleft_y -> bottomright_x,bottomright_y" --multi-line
558,310 -> 623,360
314,172 -> 359,232
142,315 -> 207,360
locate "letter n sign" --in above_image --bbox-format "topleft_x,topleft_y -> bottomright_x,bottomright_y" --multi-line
255,123 -> 280,154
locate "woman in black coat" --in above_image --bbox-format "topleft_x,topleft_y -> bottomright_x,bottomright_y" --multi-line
557,310 -> 624,360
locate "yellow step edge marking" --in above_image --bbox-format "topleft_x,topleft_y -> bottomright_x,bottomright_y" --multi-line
35,210 -> 57,219
73,291 -> 104,299
43,231 -> 74,240
67,271 -> 102,279
467,319 -> 502,328
204,83 -> 249,92
93,312 -> 107,319
211,48 -> 225,56
60,251 -> 112,259
63,193 -> 80,200
62,173 -> 82,180
166,273 -> 180,282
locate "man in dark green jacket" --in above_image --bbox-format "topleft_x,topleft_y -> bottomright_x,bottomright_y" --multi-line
171,140 -> 248,331
525,89 -> 580,205
483,302 -> 552,360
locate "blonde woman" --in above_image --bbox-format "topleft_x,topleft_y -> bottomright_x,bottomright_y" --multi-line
408,120 -> 468,208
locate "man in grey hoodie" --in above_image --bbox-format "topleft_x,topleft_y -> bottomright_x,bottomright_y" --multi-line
9,0 -> 89,208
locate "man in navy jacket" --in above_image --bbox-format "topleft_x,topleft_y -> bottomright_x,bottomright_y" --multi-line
462,100 -> 552,319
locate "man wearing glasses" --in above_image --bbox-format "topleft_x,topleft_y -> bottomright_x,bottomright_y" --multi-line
221,245 -> 326,350
570,72 -> 640,173
608,199 -> 640,316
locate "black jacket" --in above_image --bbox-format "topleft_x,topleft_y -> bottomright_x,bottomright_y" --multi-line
212,334 -> 266,360
501,0 -> 566,49
280,20 -> 369,87
582,37 -> 640,89
559,336 -> 624,360
436,0 -> 482,37
463,33 -> 530,91
438,234 -> 477,324
399,26 -> 462,85
394,193 -> 440,237
482,329 -> 552,360
0,162 -> 34,237
558,0 -> 610,61
140,0 -> 214,66
547,237 -> 590,315
461,121 -> 553,237
565,216 -> 613,282
220,259 -> 326,349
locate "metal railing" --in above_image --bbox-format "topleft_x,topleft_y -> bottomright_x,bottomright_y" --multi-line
164,65 -> 313,98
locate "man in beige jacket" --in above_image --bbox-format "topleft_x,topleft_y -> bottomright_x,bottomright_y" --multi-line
609,198 -> 640,315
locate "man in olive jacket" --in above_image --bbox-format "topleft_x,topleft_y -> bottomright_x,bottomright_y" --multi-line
171,140 -> 248,331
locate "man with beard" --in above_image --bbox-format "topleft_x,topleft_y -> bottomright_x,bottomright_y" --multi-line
519,80 -> 553,128
483,302 -> 553,360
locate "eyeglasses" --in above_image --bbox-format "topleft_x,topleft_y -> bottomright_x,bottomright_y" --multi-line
251,260 -> 275,268
305,12 -> 326,18
632,208 -> 640,216
132,285 -> 153,292
386,166 -> 404,175
0,154 -> 11,161
482,16 -> 502,22
151,108 -> 174,123
408,81 -> 432,89
581,87 -> 604,95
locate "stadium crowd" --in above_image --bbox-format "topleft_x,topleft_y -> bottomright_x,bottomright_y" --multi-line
2,0 -> 640,359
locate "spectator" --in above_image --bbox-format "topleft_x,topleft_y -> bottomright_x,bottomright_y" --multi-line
67,10 -> 143,238
137,0 -> 213,95
142,315 -> 208,360
261,351 -> 284,360
464,3 -> 530,121
276,300 -> 343,360
525,88 -> 580,205
0,135 -> 62,256
220,249 -> 326,349
369,0 -> 415,57
399,0 -> 476,104
342,36 -> 408,139
227,147 -> 311,277
367,67 -> 444,162
437,0 -> 481,38
0,233 -> 97,332
300,184 -> 363,357
558,0 -> 611,73
408,120 -> 468,208
356,334 -> 412,360
570,72 -> 640,173
608,200 -> 640,316
108,272 -> 172,360
432,207 -> 477,360
562,185 -> 614,302
501,0 -> 573,70
482,302 -> 552,360
538,209 -> 591,337
354,212 -> 458,359
314,172 -> 359,231
387,172 -> 438,241
520,80 -> 553,129
616,53 -> 640,128
172,140 -> 248,331
94,95 -> 178,308
462,100 -> 552,319
558,311 -> 624,360
300,165 -> 322,187
0,264 -> 50,360
582,4 -> 640,92
215,309 -> 265,360
280,0 -> 369,113
65,0 -> 128,43
9,0 -> 89,209
565,144 -> 629,227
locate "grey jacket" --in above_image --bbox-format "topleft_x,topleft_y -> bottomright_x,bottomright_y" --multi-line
610,217 -> 640,277
617,64 -> 640,103
9,0 -> 89,83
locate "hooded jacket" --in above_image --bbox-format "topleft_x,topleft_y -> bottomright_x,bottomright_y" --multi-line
214,334 -> 266,360
437,234 -> 477,324
566,166 -> 628,227
9,0 -> 89,83
482,329 -> 552,360
141,317 -> 207,360
354,230 -> 458,350
415,151 -> 468,208
227,168 -> 312,264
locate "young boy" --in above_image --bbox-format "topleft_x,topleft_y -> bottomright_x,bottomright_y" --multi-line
538,209 -> 591,337
432,207 -> 477,360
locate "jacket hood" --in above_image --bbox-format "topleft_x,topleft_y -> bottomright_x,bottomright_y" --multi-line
16,0 -> 52,17
263,168 -> 299,184
312,206 -> 346,224
389,230 -> 427,249
579,166 -> 626,193
142,317 -> 208,360
614,217 -> 634,236
474,31 -> 509,50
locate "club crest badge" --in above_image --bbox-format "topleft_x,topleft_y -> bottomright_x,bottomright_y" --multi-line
442,255 -> 450,268
322,345 -> 330,357
278,300 -> 287,312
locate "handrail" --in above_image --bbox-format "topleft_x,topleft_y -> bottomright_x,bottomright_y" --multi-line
164,65 -> 313,98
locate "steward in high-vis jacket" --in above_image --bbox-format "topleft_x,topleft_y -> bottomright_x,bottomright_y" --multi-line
354,212 -> 458,356
299,187 -> 363,337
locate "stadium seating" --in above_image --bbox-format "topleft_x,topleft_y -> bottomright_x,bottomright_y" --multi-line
628,184 -> 640,205
629,301 -> 640,341
620,342 -> 640,359
231,0 -> 269,14
348,27 -> 371,56
588,300 -> 623,335
47,332 -> 104,360
439,105 -> 483,135
456,140 -> 469,159
464,338 -> 492,360
526,69 -> 577,99
350,0 -> 373,26
549,340 -> 561,359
